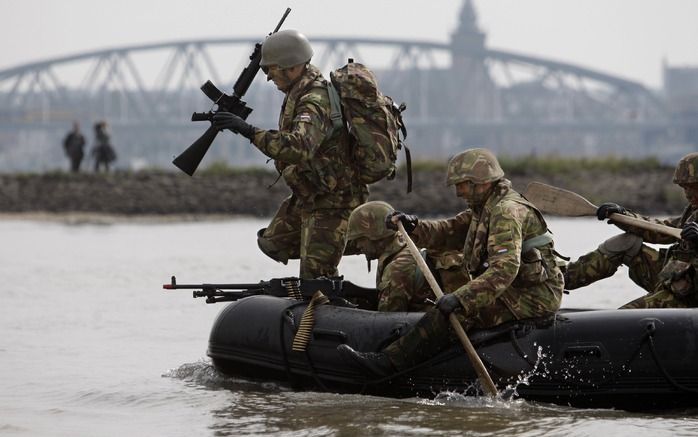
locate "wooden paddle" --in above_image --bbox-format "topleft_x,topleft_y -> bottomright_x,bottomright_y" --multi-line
396,222 -> 498,397
524,181 -> 682,240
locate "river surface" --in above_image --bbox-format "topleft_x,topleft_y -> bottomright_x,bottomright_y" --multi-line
1,217 -> 697,436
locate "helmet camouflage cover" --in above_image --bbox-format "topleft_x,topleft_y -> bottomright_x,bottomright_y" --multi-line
446,148 -> 504,186
673,152 -> 698,185
260,29 -> 313,69
347,201 -> 395,241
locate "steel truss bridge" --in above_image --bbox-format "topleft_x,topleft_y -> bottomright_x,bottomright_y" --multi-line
0,36 -> 691,171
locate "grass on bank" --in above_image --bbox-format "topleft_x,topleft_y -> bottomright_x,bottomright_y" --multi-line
404,155 -> 665,175
5,155 -> 668,178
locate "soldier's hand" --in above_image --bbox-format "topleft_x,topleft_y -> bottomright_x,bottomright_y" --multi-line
681,221 -> 698,245
435,293 -> 462,317
385,210 -> 419,234
596,203 -> 626,221
212,112 -> 256,139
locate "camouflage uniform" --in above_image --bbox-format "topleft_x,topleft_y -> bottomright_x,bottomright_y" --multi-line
565,206 -> 698,308
252,64 -> 368,279
384,178 -> 565,370
347,201 -> 468,312
375,242 -> 467,312
565,152 -> 698,309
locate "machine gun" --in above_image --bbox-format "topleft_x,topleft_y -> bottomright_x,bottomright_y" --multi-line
172,8 -> 291,176
163,275 -> 378,308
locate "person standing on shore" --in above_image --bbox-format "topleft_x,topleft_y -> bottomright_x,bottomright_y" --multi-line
564,152 -> 698,308
91,120 -> 117,172
62,121 -> 86,173
337,148 -> 564,376
211,30 -> 368,279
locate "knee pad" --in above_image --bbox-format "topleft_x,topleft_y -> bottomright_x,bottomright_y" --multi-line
256,227 -> 290,264
598,233 -> 643,265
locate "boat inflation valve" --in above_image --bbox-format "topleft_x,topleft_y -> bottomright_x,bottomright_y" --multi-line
292,290 -> 329,352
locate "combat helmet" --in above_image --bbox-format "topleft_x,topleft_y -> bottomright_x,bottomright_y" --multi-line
347,201 -> 395,241
446,148 -> 504,186
260,29 -> 313,69
673,152 -> 698,185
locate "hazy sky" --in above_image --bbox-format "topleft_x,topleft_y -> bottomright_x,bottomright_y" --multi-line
1,0 -> 697,88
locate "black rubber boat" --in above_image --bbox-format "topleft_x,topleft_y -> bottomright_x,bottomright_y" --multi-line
207,294 -> 698,411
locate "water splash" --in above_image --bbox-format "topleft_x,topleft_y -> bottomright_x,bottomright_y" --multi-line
502,344 -> 550,399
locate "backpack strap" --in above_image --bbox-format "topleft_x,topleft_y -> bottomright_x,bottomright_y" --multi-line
326,82 -> 344,132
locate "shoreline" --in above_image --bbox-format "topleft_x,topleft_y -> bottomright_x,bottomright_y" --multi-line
0,161 -> 686,219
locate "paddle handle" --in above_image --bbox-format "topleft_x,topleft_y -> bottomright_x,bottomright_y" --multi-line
397,222 -> 498,397
608,213 -> 682,240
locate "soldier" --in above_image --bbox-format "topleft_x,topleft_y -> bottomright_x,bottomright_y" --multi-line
91,120 -> 117,172
62,121 -> 86,173
347,200 -> 467,312
564,152 -> 698,308
211,30 -> 368,279
337,148 -> 565,376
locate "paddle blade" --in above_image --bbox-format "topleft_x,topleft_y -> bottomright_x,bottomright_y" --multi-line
524,182 -> 597,217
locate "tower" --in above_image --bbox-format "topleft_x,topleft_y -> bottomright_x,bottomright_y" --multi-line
449,0 -> 500,130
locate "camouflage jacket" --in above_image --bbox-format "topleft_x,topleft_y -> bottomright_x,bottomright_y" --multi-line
252,64 -> 368,210
375,236 -> 433,312
411,179 -> 564,319
616,204 -> 698,293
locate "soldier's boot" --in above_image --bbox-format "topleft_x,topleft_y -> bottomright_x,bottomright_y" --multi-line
336,344 -> 396,377
564,233 -> 643,290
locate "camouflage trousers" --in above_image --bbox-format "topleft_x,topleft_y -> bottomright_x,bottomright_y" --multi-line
564,235 -> 698,309
257,195 -> 351,279
564,241 -> 663,293
383,299 -> 515,370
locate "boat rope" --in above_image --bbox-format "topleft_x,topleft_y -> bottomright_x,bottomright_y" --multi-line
644,322 -> 698,394
509,329 -> 538,368
278,301 -> 308,390
278,298 -> 332,392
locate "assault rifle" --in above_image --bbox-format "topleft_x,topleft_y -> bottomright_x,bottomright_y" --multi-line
172,8 -> 291,176
163,275 -> 378,308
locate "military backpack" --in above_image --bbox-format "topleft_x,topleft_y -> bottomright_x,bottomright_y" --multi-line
327,59 -> 412,192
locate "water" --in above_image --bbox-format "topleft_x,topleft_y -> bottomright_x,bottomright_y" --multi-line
1,217 -> 696,436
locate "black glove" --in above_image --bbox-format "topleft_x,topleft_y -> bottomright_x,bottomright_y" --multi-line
212,112 -> 256,140
596,203 -> 626,221
435,293 -> 462,317
385,211 -> 419,234
681,221 -> 698,245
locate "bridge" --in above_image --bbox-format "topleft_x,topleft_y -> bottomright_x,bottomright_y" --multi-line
0,0 -> 692,172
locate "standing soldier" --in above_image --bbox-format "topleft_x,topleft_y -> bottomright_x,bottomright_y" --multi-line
338,148 -> 565,376
347,201 -> 468,312
564,152 -> 698,308
211,30 -> 368,279
91,120 -> 117,172
62,121 -> 86,173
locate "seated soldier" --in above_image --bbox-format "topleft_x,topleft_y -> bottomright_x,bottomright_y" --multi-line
347,200 -> 468,312
337,148 -> 564,376
565,152 -> 698,308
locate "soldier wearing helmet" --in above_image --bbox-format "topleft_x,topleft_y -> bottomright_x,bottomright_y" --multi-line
347,201 -> 467,312
337,148 -> 564,376
565,152 -> 698,308
212,30 -> 368,279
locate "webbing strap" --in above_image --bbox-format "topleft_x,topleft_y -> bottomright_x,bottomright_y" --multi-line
327,83 -> 343,131
521,231 -> 554,254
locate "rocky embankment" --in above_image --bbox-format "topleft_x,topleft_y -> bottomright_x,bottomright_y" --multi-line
0,161 -> 686,218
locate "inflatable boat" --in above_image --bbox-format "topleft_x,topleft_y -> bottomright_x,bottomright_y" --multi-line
205,293 -> 698,411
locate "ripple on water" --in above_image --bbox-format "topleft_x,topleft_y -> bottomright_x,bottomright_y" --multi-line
162,358 -> 291,394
